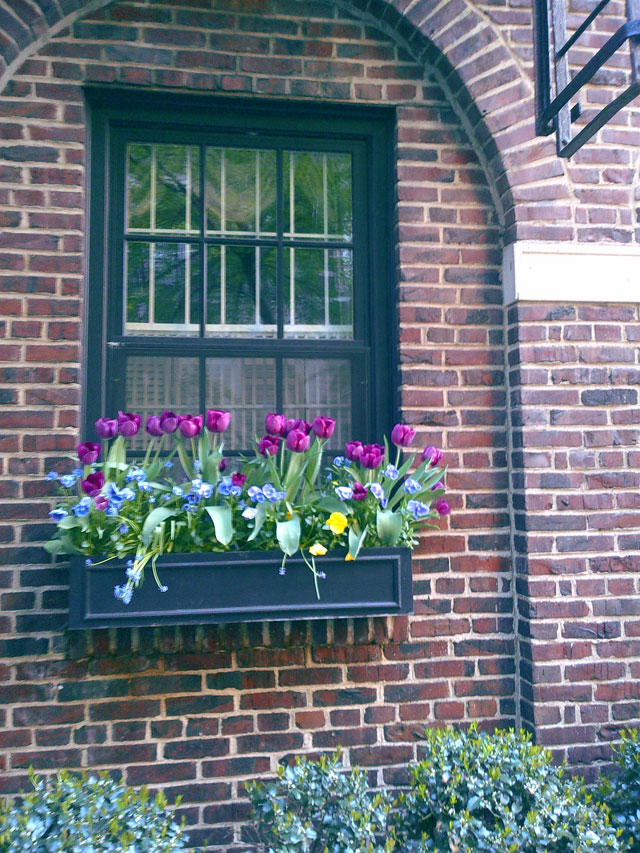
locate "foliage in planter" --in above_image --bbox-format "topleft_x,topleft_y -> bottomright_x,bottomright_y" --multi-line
0,769 -> 188,852
44,410 -> 448,605
245,750 -> 395,852
597,728 -> 640,851
394,724 -> 622,852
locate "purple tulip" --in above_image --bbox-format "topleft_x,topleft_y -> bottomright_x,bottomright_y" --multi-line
232,472 -> 246,487
258,435 -> 280,457
422,446 -> 444,466
95,417 -> 117,440
206,409 -> 231,433
312,416 -> 336,439
159,410 -> 179,434
284,418 -> 311,436
391,423 -> 416,448
359,443 -> 384,469
352,482 -> 367,501
117,411 -> 141,438
436,498 -> 450,516
219,458 -> 227,472
81,471 -> 104,497
265,412 -> 287,436
93,494 -> 108,511
145,416 -> 163,437
286,429 -> 310,453
345,440 -> 363,462
77,441 -> 100,465
433,481 -> 445,491
177,414 -> 203,438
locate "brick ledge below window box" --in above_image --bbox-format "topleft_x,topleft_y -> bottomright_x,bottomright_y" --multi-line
68,547 -> 413,629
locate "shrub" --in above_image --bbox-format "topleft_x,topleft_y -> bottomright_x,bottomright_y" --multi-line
598,728 -> 640,851
245,750 -> 395,852
395,724 -> 622,852
0,769 -> 188,852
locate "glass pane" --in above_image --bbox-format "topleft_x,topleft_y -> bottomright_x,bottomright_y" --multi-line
125,242 -> 199,336
125,356 -> 199,449
206,246 -> 276,338
205,358 -> 276,449
284,151 -> 352,240
206,147 -> 276,236
283,247 -> 353,339
126,144 -> 199,234
127,144 -> 151,231
326,153 -> 352,240
283,359 -> 352,447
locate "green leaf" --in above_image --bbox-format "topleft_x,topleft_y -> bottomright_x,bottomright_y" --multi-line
44,538 -> 66,554
348,525 -> 367,560
175,441 -> 192,480
58,515 -> 81,530
60,533 -> 84,555
316,496 -> 351,515
247,503 -> 267,542
376,509 -> 402,546
276,516 -> 301,557
205,505 -> 233,546
141,508 -> 175,546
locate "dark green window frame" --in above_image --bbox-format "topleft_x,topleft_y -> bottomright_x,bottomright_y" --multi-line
84,88 -> 396,449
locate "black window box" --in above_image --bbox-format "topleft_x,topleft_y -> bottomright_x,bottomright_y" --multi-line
68,548 -> 413,629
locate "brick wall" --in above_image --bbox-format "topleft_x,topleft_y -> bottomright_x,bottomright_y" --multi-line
507,302 -> 640,779
0,1 -> 514,848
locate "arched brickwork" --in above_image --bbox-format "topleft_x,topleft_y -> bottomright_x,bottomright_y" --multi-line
0,0 -> 578,243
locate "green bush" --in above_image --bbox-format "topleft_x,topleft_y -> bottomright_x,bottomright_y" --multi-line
245,750 -> 395,852
395,724 -> 622,852
598,728 -> 640,851
0,769 -> 188,852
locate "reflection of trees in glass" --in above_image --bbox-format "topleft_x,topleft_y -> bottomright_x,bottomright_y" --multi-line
126,144 -> 200,233
126,242 -> 149,323
284,151 -> 352,239
206,149 -> 276,234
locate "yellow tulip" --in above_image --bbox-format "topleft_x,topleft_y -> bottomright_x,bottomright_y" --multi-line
345,553 -> 355,561
309,543 -> 327,556
326,512 -> 348,535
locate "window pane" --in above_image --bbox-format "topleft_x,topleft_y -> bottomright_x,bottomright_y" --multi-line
125,242 -> 200,336
283,247 -> 353,339
126,144 -> 199,234
206,246 -> 276,338
284,150 -> 352,240
127,144 -> 151,230
206,147 -> 276,236
206,357 -> 276,449
283,359 -> 352,447
125,356 -> 199,449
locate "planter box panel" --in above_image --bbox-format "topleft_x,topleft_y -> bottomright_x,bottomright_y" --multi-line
69,548 -> 413,629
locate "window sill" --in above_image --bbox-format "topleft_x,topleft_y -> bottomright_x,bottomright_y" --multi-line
68,547 -> 413,629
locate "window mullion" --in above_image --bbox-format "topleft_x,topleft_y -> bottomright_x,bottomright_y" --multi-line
275,147 -> 284,413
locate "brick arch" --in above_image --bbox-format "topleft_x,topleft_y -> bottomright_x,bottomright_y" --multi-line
0,0 -> 572,244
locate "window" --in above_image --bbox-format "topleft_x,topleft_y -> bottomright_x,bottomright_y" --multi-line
85,90 -> 395,451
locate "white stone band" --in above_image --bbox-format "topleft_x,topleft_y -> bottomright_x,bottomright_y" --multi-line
502,242 -> 640,305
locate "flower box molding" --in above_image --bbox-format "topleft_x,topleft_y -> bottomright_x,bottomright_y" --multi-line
68,547 -> 413,629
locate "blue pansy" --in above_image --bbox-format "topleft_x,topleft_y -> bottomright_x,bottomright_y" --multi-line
72,468 -> 82,477
217,478 -> 233,497
59,474 -> 76,489
119,523 -> 129,534
247,485 -> 266,503
126,468 -> 146,483
263,483 -> 278,502
46,471 -> 58,481
126,564 -> 142,582
72,497 -> 92,517
407,499 -> 429,519
198,482 -> 213,499
403,478 -> 420,494
172,486 -> 184,497
48,508 -> 68,521
335,486 -> 353,501
384,464 -> 399,481
164,460 -> 173,468
193,460 -> 202,473
333,456 -> 345,467
191,478 -> 202,489
276,491 -> 286,501
139,481 -> 152,492
242,506 -> 258,520
230,485 -> 242,497
370,482 -> 385,501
